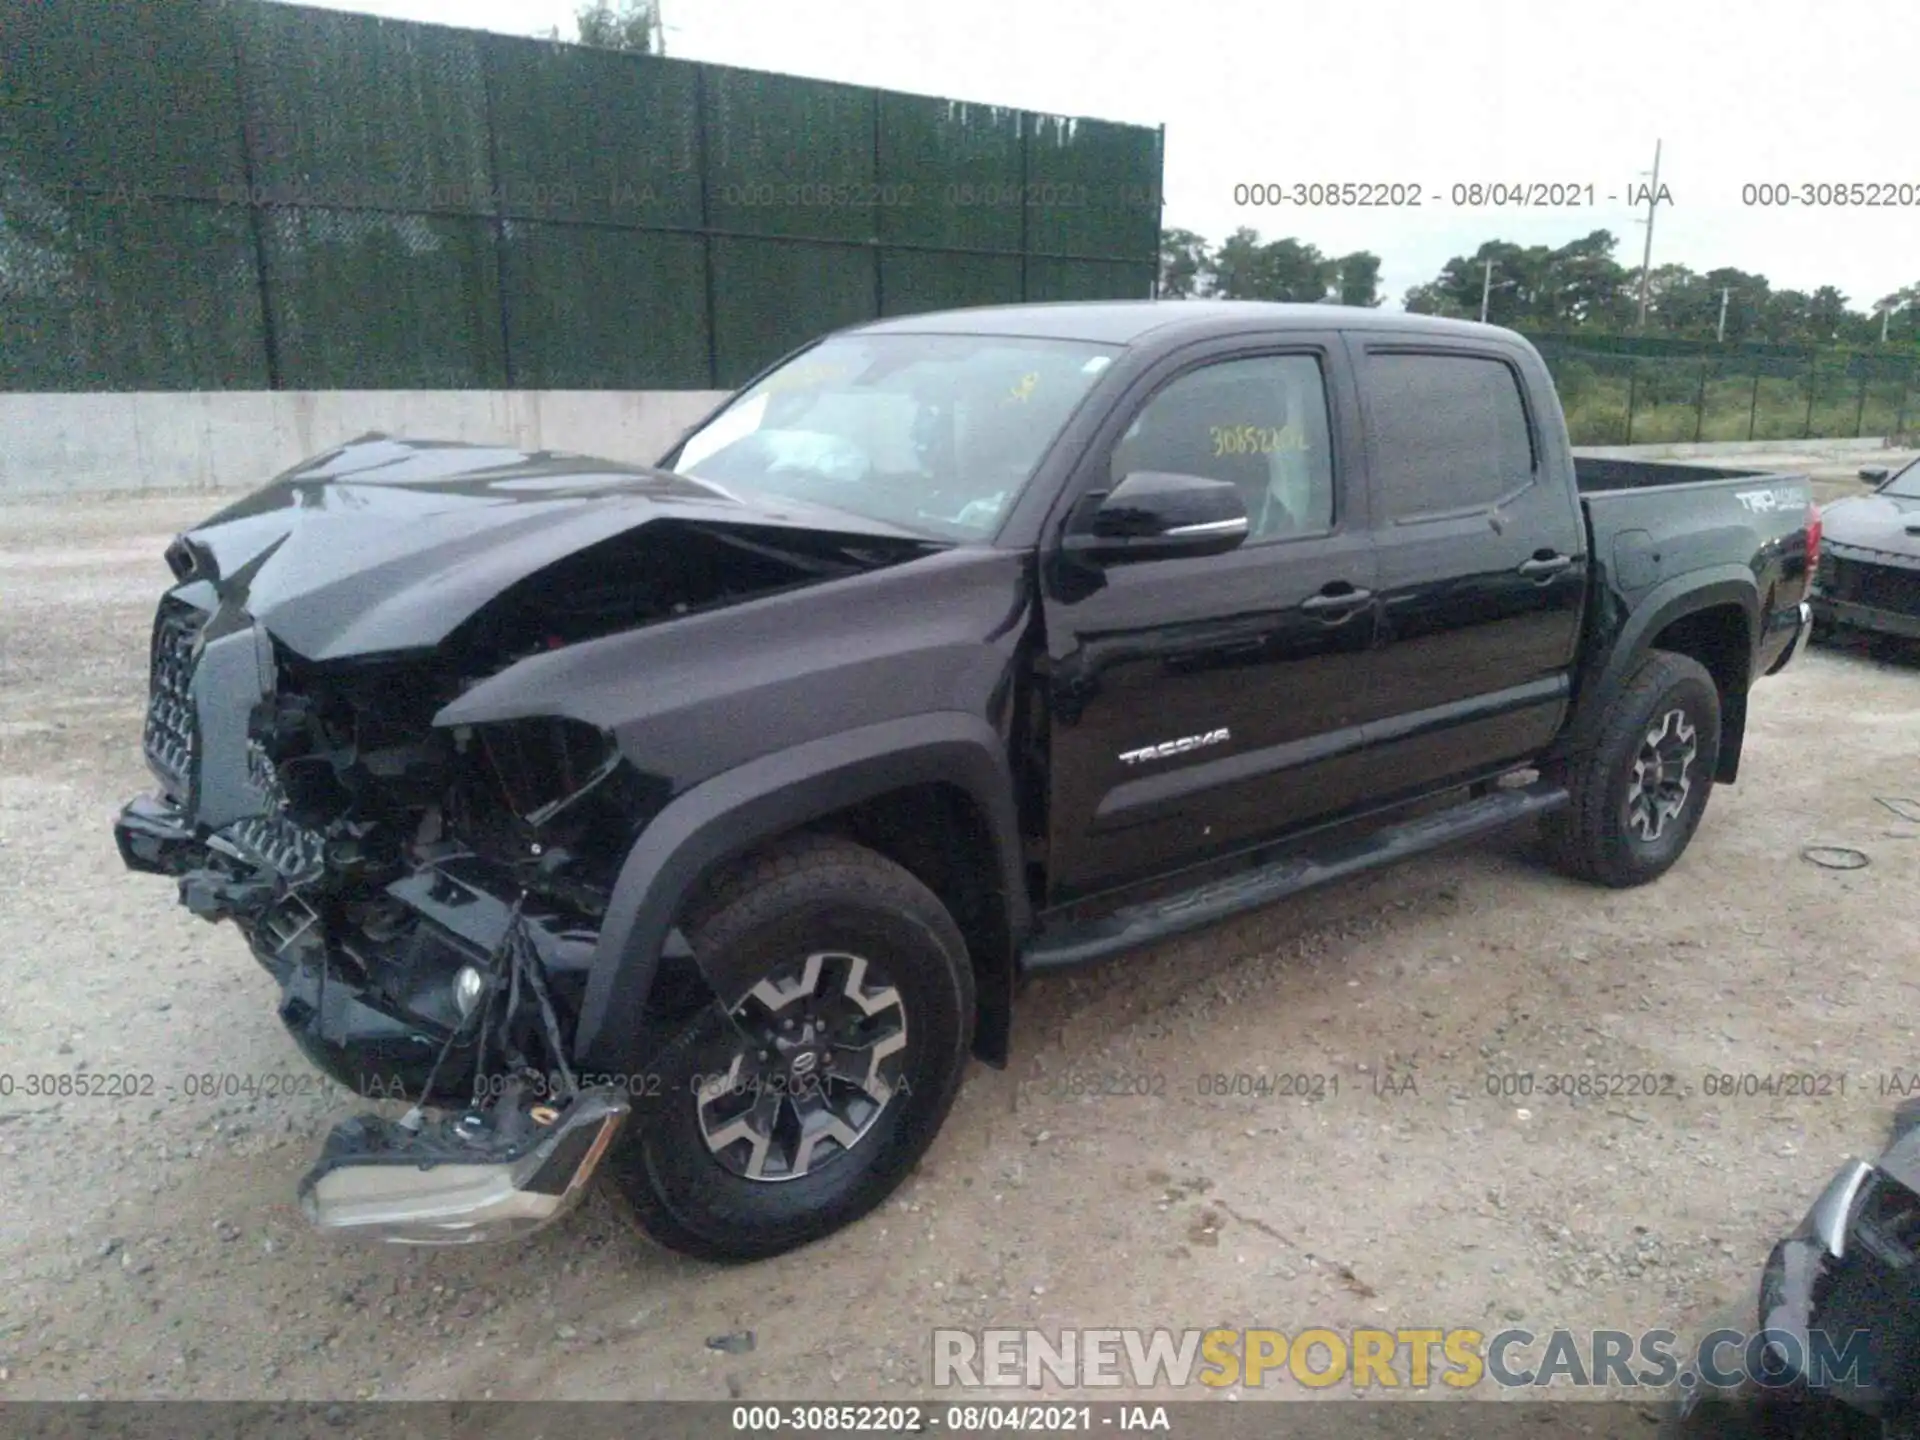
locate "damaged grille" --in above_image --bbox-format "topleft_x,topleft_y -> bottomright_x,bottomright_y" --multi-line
220,813 -> 327,884
143,600 -> 205,792
1823,554 -> 1920,615
213,739 -> 327,883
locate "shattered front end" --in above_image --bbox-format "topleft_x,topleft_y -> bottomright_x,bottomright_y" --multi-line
116,439 -> 947,1244
114,588 -> 656,1244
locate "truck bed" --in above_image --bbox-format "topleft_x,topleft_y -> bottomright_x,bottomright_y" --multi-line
1573,457 -> 1781,494
1568,455 -> 1815,708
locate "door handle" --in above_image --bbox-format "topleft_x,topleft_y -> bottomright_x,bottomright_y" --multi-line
1301,586 -> 1373,615
1518,553 -> 1573,578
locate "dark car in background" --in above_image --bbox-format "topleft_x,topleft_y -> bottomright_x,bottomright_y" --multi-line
1811,456 -> 1920,643
1669,1101 -> 1920,1440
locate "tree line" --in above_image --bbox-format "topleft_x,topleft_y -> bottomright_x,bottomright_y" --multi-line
543,0 -> 664,52
1158,226 -> 1920,348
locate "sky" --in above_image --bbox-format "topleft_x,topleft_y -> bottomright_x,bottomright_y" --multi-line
292,0 -> 1919,313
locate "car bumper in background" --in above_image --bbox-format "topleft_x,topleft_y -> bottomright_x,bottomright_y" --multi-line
1811,594 -> 1920,641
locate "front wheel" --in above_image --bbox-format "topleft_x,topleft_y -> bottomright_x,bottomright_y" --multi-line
604,835 -> 975,1262
1544,650 -> 1722,888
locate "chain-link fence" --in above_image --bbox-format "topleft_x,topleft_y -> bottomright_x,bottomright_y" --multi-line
1528,335 -> 1920,446
2,0 -> 1164,392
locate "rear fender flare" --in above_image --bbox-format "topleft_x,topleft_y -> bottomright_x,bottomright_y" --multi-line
1561,567 -> 1758,772
574,713 -> 1028,1071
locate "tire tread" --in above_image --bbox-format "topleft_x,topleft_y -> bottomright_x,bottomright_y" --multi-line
1544,649 -> 1721,888
611,833 -> 974,1262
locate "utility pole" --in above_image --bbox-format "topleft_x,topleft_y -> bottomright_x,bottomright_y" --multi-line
1717,286 -> 1730,343
1634,139 -> 1663,332
1884,306 -> 1894,343
1480,259 -> 1494,323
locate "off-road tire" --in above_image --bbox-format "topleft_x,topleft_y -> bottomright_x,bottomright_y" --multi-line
1544,649 -> 1722,888
605,834 -> 974,1262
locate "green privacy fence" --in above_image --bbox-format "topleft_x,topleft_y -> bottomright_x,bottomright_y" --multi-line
1527,335 -> 1920,446
1,0 -> 1163,392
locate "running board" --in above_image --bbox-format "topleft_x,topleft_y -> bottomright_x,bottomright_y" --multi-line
1021,781 -> 1569,973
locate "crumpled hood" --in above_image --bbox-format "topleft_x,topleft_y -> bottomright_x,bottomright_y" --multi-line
1821,490 -> 1920,555
173,435 -> 929,660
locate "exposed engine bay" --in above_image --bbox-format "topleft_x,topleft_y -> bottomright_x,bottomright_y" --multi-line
114,436 -> 940,1241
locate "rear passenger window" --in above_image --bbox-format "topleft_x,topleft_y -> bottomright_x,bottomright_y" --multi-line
1363,353 -> 1534,520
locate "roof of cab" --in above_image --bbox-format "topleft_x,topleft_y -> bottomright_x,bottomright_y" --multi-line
850,299 -> 1513,347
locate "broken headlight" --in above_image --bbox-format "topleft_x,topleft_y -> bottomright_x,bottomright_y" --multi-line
463,717 -> 622,830
447,718 -> 657,902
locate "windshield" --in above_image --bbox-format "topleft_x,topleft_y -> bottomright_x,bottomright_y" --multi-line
1884,456 -> 1920,498
669,333 -> 1121,541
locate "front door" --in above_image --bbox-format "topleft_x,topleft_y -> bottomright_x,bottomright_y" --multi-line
1041,342 -> 1382,905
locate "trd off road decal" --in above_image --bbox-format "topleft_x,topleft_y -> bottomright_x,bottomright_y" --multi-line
1734,483 -> 1810,514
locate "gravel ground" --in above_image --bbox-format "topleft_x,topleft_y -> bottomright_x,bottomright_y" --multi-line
1,452 -> 1917,1403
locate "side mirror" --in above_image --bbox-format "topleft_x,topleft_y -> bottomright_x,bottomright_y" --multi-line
1062,471 -> 1250,565
1860,466 -> 1890,486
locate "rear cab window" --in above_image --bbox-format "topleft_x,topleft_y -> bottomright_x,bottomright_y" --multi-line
1359,351 -> 1537,522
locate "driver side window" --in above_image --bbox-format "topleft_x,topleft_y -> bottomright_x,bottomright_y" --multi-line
1110,355 -> 1335,542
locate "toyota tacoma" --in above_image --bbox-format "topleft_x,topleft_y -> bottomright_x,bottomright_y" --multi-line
115,301 -> 1820,1261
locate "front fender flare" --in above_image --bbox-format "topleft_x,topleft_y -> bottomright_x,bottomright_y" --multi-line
574,712 -> 1028,1070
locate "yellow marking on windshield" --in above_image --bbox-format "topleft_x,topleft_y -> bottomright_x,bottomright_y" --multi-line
1008,372 -> 1040,402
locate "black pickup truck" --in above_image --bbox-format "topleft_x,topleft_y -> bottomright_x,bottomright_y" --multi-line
115,301 -> 1818,1261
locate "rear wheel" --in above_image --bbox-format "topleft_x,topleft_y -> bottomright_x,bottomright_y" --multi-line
605,835 -> 974,1262
1544,650 -> 1722,888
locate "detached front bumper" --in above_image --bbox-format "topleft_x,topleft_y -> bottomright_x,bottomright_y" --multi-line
298,1086 -> 629,1245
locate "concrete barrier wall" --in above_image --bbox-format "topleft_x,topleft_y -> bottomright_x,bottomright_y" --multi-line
0,390 -> 733,497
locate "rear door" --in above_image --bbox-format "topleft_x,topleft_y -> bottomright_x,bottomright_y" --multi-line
1347,337 -> 1588,794
1040,334 -> 1382,905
